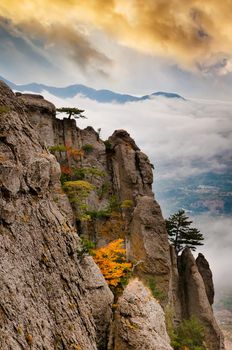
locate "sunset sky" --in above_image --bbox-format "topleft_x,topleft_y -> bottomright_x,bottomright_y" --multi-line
1,0 -> 232,98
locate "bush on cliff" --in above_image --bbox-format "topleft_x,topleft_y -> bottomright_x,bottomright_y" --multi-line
92,239 -> 132,290
171,316 -> 207,350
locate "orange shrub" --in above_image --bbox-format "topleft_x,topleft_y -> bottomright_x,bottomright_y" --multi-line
93,239 -> 132,287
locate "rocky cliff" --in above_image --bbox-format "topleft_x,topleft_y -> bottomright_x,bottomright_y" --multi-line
0,84 -> 225,349
179,249 -> 224,350
0,83 -> 113,350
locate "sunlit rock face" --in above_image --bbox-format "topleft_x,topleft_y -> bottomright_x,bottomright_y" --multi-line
0,81 -> 113,350
0,83 -> 225,350
110,279 -> 173,350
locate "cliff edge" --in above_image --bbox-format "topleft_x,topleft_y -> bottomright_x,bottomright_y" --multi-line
0,84 -> 225,349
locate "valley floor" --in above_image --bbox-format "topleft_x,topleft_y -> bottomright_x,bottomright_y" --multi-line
215,310 -> 232,350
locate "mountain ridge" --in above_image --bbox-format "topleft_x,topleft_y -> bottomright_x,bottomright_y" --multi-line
0,76 -> 184,104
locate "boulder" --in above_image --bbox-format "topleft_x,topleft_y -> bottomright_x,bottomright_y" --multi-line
110,279 -> 172,350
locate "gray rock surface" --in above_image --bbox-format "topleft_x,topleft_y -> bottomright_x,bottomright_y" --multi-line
196,252 -> 215,305
110,279 -> 172,350
108,130 -> 154,201
0,81 -> 113,350
1,83 -> 225,350
170,245 -> 182,324
179,248 -> 225,350
128,196 -> 172,306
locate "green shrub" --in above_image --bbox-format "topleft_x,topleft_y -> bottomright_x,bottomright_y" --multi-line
171,316 -> 207,350
72,167 -> 86,180
82,144 -> 94,153
49,144 -> 67,153
0,105 -> 10,115
71,167 -> 105,181
86,209 -> 111,219
62,180 -> 95,221
148,278 -> 165,301
121,199 -> 133,209
108,195 -> 121,212
97,182 -> 110,199
77,237 -> 95,258
164,305 -> 175,340
104,140 -> 113,150
60,172 -> 70,185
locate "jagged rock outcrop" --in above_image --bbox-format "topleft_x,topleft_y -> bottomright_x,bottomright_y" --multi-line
196,252 -> 215,305
110,279 -> 172,350
0,81 -> 113,350
170,246 -> 182,324
179,248 -> 224,350
128,196 -> 172,305
1,85 -> 225,350
108,130 -> 153,201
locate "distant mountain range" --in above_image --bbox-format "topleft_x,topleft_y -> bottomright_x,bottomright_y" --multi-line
0,76 -> 184,104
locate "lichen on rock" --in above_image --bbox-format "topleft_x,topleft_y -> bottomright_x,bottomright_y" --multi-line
110,279 -> 173,350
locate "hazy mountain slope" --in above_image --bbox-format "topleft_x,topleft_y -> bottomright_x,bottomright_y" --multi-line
0,76 -> 184,103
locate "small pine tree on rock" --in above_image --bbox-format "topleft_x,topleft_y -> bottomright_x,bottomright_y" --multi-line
56,107 -> 86,120
166,210 -> 204,255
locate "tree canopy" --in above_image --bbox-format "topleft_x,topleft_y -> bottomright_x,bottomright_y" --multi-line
56,107 -> 86,120
165,210 -> 204,255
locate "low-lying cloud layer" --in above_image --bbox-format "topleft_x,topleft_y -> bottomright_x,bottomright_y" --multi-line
195,214 -> 232,291
1,0 -> 232,74
44,93 -> 232,181
42,93 -> 232,291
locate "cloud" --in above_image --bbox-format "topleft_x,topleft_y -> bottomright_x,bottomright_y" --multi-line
194,214 -> 232,291
40,92 -> 232,182
1,1 -> 232,74
0,14 -> 111,75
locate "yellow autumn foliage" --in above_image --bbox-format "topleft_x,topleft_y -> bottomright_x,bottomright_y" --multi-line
63,180 -> 94,191
93,239 -> 132,287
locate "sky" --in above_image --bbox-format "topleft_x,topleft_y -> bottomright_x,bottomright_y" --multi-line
1,1 -> 232,98
0,1 -> 232,291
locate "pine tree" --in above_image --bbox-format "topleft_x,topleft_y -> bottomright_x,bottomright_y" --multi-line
166,210 -> 204,255
56,107 -> 86,120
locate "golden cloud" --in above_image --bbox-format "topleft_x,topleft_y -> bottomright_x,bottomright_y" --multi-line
1,0 -> 232,73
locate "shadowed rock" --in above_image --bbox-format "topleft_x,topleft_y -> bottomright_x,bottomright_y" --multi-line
179,248 -> 224,350
196,252 -> 215,305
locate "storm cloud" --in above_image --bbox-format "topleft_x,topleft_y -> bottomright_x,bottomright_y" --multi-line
0,14 -> 111,76
1,0 -> 232,74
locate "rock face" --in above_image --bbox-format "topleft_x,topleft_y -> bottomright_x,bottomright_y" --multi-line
0,85 -> 225,350
111,279 -> 172,350
179,248 -> 224,350
108,130 -> 153,201
196,252 -> 215,305
128,196 -> 172,305
0,81 -> 113,350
